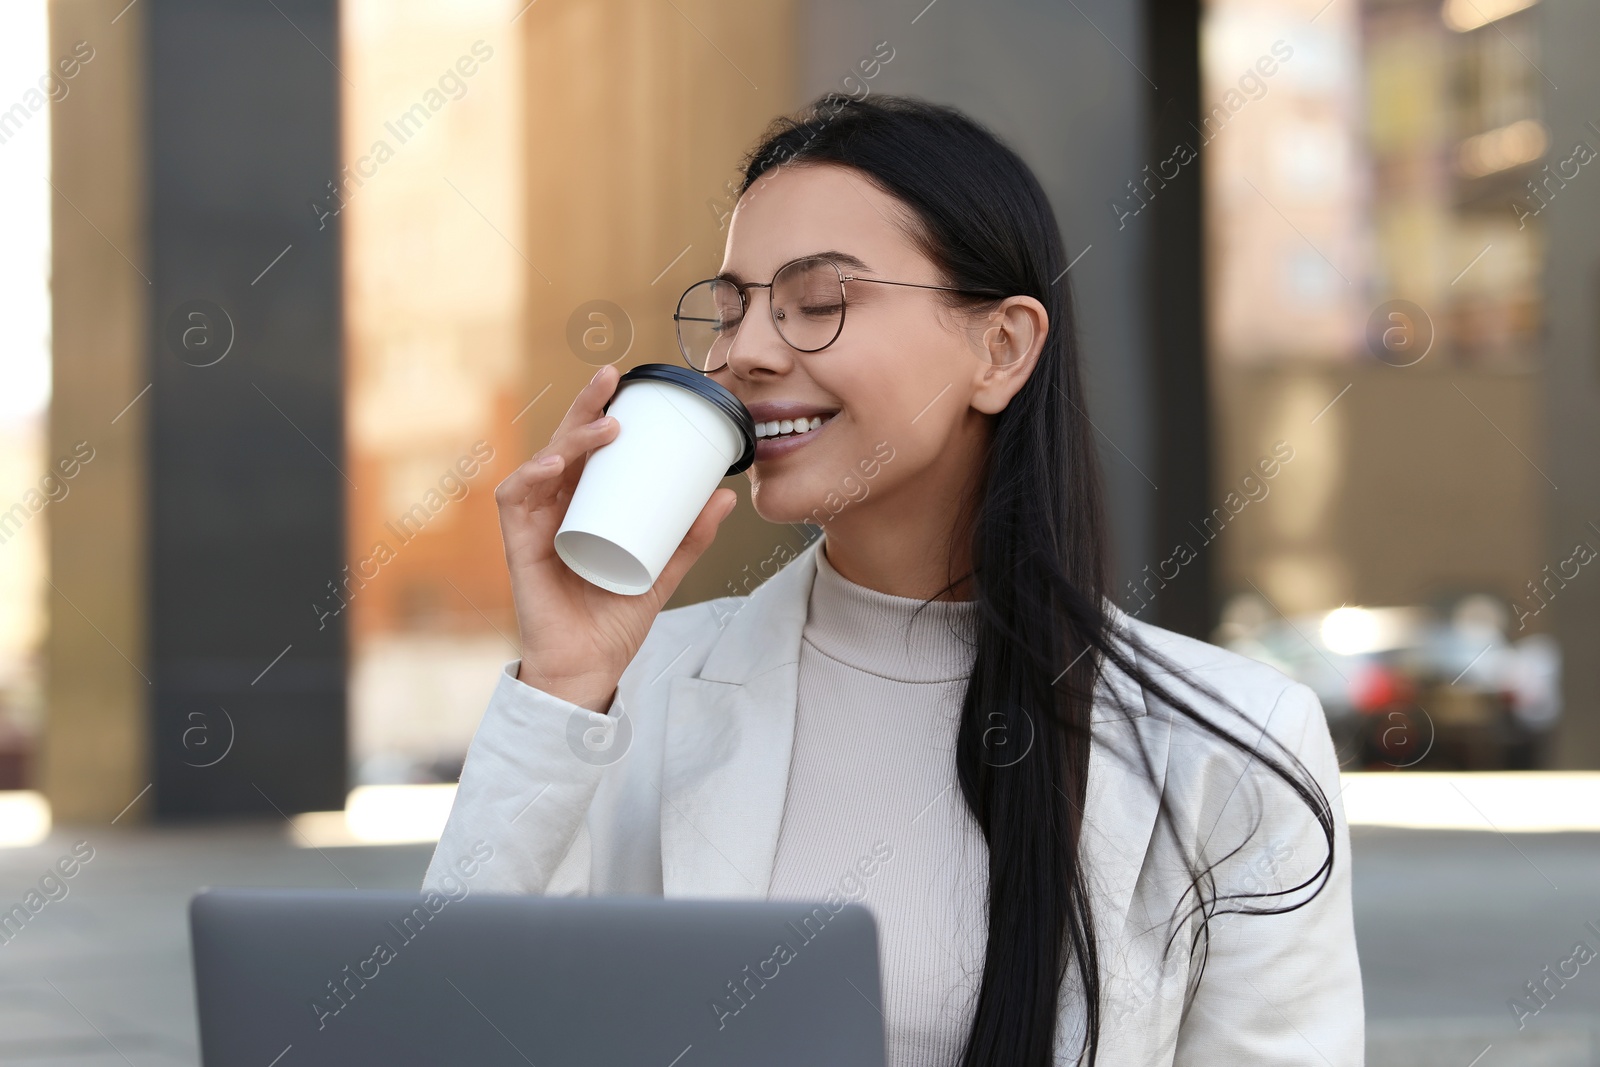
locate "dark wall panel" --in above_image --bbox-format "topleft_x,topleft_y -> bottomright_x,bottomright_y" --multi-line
1144,0 -> 1212,639
147,0 -> 346,817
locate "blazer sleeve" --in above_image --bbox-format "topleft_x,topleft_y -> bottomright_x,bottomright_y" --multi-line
421,659 -> 622,895
1171,681 -> 1365,1066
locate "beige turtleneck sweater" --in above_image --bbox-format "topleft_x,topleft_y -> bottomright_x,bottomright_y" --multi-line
766,540 -> 987,1067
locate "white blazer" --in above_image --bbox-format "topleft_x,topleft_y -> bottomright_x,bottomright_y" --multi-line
425,535 -> 1364,1065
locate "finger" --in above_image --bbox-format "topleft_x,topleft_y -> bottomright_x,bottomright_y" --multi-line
496,416 -> 618,510
650,487 -> 737,603
550,364 -> 621,443
494,452 -> 566,513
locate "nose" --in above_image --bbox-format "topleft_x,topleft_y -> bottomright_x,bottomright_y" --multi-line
720,285 -> 796,381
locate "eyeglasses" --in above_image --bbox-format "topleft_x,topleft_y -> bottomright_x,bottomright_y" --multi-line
673,255 -> 999,373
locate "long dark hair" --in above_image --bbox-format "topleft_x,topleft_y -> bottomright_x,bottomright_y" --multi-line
735,94 -> 1335,1066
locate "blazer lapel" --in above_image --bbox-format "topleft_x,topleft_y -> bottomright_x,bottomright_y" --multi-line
1056,611 -> 1170,1060
1081,611 -> 1171,945
659,536 -> 821,899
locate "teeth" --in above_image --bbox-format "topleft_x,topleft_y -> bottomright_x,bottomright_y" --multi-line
755,414 -> 831,439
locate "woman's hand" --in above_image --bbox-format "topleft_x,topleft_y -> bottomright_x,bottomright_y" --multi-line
494,364 -> 739,712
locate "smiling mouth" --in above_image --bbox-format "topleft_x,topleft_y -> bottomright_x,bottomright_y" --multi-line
753,413 -> 836,441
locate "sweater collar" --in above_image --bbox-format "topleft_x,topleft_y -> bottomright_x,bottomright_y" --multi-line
801,536 -> 979,683
696,533 -> 1145,711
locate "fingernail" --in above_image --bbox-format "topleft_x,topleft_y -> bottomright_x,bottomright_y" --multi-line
591,366 -> 606,384
539,455 -> 561,467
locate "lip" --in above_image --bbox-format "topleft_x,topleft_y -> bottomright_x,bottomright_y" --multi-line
740,398 -> 841,464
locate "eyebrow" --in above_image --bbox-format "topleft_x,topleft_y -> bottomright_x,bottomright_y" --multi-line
715,251 -> 873,285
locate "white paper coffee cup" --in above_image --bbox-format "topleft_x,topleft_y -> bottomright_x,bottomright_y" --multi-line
554,364 -> 755,595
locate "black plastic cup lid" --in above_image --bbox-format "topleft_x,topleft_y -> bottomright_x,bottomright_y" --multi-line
602,363 -> 756,476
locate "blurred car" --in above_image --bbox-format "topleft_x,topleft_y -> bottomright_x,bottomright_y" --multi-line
1213,592 -> 1560,770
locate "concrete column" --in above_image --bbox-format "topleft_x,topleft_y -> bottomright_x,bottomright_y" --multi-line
1541,0 -> 1600,769
793,0 -> 1158,610
44,0 -> 149,822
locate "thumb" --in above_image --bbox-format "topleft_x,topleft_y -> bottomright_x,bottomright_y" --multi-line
650,487 -> 737,602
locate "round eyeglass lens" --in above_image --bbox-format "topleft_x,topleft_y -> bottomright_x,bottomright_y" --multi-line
675,279 -> 743,372
770,257 -> 846,353
676,258 -> 847,371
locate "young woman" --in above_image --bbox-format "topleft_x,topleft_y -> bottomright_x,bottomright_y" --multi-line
426,94 -> 1362,1066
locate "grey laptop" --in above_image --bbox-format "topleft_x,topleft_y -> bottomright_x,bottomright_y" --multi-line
190,889 -> 886,1066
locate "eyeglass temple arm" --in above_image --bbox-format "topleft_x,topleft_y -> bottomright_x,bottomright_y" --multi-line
839,275 -> 993,295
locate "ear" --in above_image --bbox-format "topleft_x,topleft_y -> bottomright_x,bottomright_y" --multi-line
969,295 -> 1048,415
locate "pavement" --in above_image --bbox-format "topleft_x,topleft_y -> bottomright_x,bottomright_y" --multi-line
1356,828 -> 1600,1066
0,822 -> 1596,1065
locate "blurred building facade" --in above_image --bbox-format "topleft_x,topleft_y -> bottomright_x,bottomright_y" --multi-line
10,0 -> 1599,820
1201,0 -> 1596,768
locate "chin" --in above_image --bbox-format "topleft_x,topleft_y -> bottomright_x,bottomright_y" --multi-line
749,430 -> 899,528
747,475 -> 832,527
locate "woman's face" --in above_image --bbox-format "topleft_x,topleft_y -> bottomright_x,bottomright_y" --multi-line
709,162 -> 1043,529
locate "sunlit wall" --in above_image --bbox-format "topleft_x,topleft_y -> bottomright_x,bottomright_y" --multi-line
0,0 -> 54,790
342,0 -> 527,785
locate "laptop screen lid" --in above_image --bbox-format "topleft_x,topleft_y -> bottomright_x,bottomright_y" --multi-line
190,889 -> 886,1067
